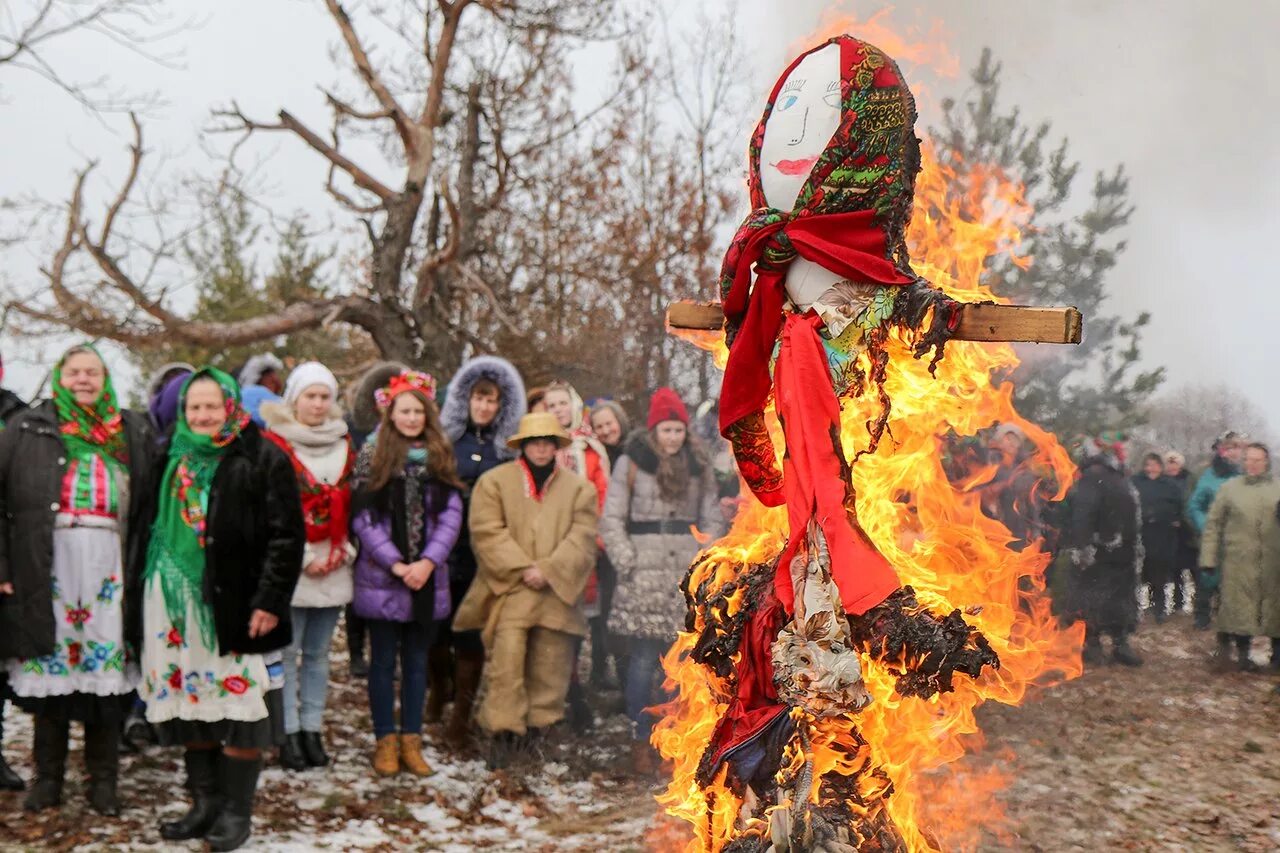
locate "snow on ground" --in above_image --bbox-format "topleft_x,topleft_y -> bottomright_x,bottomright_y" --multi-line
2,613 -> 1279,851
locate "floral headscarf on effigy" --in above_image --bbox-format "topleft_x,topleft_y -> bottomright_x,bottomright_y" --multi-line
145,367 -> 251,648
718,35 -> 959,505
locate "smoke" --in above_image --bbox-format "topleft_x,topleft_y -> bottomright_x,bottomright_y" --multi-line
743,0 -> 1279,436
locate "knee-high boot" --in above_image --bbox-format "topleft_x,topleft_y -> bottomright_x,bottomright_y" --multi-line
23,714 -> 69,812
83,719 -> 121,816
424,642 -> 454,725
444,649 -> 483,749
160,748 -> 222,840
204,754 -> 263,852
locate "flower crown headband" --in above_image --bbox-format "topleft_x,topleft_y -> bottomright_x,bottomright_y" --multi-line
375,370 -> 437,411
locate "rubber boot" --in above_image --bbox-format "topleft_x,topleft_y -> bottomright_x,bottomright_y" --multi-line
1111,634 -> 1144,667
1081,629 -> 1104,667
1237,635 -> 1259,672
280,732 -> 308,771
485,731 -> 518,771
300,731 -> 329,768
204,754 -> 262,852
424,643 -> 453,725
23,714 -> 68,812
444,650 -> 483,750
83,720 -> 121,816
123,699 -> 156,750
566,678 -> 594,734
160,748 -> 222,840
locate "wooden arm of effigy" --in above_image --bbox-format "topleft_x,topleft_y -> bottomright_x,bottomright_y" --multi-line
665,300 -> 1083,344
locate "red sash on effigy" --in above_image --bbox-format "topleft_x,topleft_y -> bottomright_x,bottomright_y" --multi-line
773,312 -> 901,616
703,313 -> 901,775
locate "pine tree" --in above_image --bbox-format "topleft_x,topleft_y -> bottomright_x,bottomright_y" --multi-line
930,49 -> 1164,438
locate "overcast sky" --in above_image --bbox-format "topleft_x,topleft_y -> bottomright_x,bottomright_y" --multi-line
1,1 -> 1275,436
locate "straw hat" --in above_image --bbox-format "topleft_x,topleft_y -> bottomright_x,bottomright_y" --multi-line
505,412 -> 572,450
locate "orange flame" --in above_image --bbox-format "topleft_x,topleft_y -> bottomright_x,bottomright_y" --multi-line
655,141 -> 1084,851
796,6 -> 961,78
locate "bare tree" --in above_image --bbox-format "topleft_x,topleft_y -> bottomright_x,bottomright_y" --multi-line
8,2 -> 751,415
1134,382 -> 1274,467
9,0 -> 626,369
0,0 -> 177,112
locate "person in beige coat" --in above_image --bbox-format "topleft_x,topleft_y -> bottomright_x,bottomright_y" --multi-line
1199,443 -> 1280,671
452,412 -> 598,767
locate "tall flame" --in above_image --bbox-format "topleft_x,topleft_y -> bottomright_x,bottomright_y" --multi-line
655,142 -> 1084,851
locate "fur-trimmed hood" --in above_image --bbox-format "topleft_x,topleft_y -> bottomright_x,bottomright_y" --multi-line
440,355 -> 526,460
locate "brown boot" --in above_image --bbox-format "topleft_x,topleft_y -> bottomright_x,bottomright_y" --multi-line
424,644 -> 453,725
398,734 -> 434,777
631,741 -> 658,777
445,650 -> 483,750
372,735 -> 400,777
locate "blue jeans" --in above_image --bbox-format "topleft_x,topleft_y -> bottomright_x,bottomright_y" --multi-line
282,606 -> 342,734
623,637 -> 669,743
367,619 -> 432,738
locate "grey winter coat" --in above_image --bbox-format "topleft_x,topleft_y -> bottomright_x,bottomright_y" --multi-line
601,433 -> 724,642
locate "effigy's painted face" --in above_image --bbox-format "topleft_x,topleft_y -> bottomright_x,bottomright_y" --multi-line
760,43 -> 841,212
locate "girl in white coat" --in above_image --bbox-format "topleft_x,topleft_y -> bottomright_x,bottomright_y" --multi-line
260,362 -> 357,771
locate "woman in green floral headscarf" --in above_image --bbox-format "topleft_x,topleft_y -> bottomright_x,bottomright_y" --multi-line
0,343 -> 156,816
132,367 -> 304,851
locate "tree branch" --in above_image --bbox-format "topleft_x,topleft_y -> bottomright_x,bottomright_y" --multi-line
323,0 -> 416,153
212,102 -> 396,201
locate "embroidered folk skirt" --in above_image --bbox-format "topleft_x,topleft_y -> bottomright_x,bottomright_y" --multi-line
5,515 -> 135,721
140,572 -> 275,749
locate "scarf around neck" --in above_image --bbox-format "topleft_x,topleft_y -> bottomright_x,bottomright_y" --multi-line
550,382 -> 609,481
145,367 -> 250,649
264,408 -> 355,548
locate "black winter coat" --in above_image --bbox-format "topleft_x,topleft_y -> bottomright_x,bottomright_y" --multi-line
0,401 -> 156,660
1063,460 -> 1141,635
1131,473 -> 1183,585
0,388 -> 27,426
127,422 -> 304,656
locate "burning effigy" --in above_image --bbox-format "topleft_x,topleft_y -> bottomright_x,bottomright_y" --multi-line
658,34 -> 1085,852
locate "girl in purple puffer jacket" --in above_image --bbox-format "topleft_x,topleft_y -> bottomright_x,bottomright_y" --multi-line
350,371 -> 463,778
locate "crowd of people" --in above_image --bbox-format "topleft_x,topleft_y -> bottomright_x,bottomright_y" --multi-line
973,425 -> 1280,674
0,344 -> 1275,849
0,345 -> 737,849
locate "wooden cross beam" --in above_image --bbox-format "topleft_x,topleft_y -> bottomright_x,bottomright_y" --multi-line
666,301 -> 1083,344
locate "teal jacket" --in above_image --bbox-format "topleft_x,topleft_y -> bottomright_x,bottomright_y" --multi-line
1187,458 -> 1240,533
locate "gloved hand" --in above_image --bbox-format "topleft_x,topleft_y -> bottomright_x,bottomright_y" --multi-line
1198,566 -> 1221,591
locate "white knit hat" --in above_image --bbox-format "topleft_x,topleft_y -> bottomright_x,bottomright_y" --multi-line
283,361 -> 338,406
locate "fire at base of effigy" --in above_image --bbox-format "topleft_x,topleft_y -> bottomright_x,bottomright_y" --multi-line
653,25 -> 1085,853
679,522 -> 1000,852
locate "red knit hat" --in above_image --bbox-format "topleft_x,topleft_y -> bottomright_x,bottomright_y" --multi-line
647,387 -> 689,429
